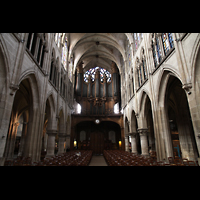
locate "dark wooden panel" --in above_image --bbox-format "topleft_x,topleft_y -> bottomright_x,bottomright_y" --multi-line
90,131 -> 104,155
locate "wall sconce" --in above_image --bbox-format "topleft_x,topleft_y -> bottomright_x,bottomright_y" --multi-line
74,140 -> 77,148
119,141 -> 122,149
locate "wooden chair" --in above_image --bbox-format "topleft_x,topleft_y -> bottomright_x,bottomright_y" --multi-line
182,158 -> 188,166
174,158 -> 184,166
156,161 -> 164,166
168,157 -> 174,164
187,161 -> 196,166
164,163 -> 171,166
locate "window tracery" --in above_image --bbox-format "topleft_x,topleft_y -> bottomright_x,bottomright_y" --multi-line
55,33 -> 62,48
68,56 -> 73,82
152,33 -> 162,67
152,33 -> 174,68
26,33 -> 47,68
84,67 -> 111,83
133,33 -> 143,52
61,35 -> 68,70
136,48 -> 148,89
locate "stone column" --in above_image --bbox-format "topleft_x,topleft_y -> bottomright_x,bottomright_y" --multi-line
18,122 -> 28,156
65,135 -> 70,151
125,135 -> 129,152
7,122 -> 20,159
75,63 -> 83,97
46,130 -> 57,157
130,132 -> 137,154
57,133 -> 66,155
120,127 -> 125,151
138,128 -> 149,156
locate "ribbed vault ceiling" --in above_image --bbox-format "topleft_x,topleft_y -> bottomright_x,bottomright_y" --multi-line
67,33 -> 133,74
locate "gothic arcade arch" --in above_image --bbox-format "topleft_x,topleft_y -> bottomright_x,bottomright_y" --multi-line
157,70 -> 199,160
4,74 -> 40,159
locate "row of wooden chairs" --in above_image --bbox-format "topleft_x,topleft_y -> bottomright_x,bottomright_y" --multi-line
33,150 -> 93,166
103,150 -> 199,166
4,150 -> 93,166
4,156 -> 32,166
104,150 -> 155,166
167,157 -> 198,166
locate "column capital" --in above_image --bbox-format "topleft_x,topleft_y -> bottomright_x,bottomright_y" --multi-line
182,83 -> 192,95
65,135 -> 70,138
77,62 -> 83,73
9,84 -> 19,95
58,132 -> 66,137
129,132 -> 137,137
137,128 -> 148,136
46,129 -> 58,136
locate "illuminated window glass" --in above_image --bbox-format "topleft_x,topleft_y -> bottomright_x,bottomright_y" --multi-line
168,33 -> 174,48
62,37 -> 67,70
84,66 -> 111,83
162,33 -> 170,55
156,37 -> 162,62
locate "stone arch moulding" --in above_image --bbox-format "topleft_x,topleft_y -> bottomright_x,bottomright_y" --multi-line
156,67 -> 183,107
190,34 -> 200,87
0,34 -> 11,91
138,89 -> 151,114
46,92 -> 56,114
58,108 -> 65,133
130,109 -> 138,133
58,106 -> 64,116
18,71 -> 40,108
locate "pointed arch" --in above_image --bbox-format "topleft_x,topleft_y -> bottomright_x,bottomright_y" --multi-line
58,107 -> 65,134
0,34 -> 11,94
130,109 -> 138,133
138,89 -> 151,113
190,34 -> 200,87
124,116 -> 130,135
18,71 -> 40,108
156,67 -> 183,107
46,92 -> 56,114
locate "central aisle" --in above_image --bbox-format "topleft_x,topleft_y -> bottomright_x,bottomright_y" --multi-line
89,156 -> 108,166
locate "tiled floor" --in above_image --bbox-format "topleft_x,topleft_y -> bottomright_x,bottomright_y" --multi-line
89,156 -> 108,166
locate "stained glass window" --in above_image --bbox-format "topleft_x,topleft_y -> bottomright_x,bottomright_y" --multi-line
62,36 -> 68,70
168,33 -> 174,48
156,37 -> 162,63
84,66 -> 111,83
55,33 -> 58,44
139,66 -> 143,85
128,54 -> 131,67
134,33 -> 138,50
142,59 -> 147,80
152,45 -> 159,67
68,57 -> 72,82
137,33 -> 140,44
137,68 -> 141,87
162,33 -> 170,55
57,33 -> 61,48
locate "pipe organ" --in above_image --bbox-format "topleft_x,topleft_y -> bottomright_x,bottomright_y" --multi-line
75,62 -> 121,115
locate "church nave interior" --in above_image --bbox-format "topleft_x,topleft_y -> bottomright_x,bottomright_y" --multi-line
0,33 -> 200,166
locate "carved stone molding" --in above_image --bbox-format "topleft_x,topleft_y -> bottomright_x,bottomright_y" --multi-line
129,132 -> 137,137
182,83 -> 192,95
9,84 -> 19,95
137,128 -> 148,136
58,132 -> 66,137
46,129 -> 58,136
135,113 -> 139,118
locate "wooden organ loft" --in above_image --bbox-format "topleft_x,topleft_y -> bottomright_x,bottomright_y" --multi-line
71,61 -> 125,154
